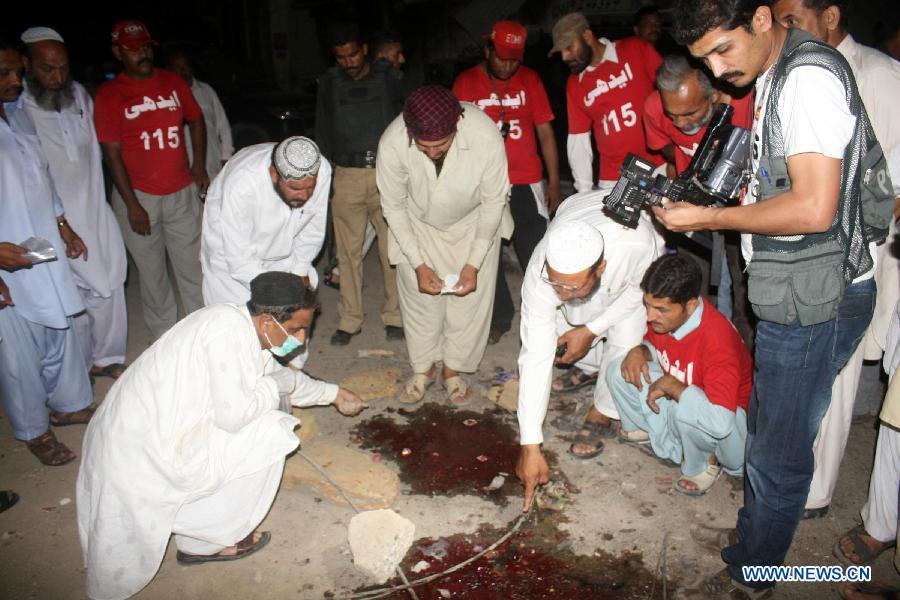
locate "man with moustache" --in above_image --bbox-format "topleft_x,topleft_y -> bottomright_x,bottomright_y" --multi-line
377,85 -> 512,405
200,136 -> 330,368
633,5 -> 664,47
167,50 -> 234,182
549,11 -> 662,194
316,23 -> 405,347
94,20 -> 208,340
20,27 -> 129,382
0,37 -> 94,467
771,0 -> 900,524
660,1 -> 891,596
453,20 -> 560,345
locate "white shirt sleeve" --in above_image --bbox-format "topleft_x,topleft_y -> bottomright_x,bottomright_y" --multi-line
290,369 -> 340,407
516,252 -> 561,445
208,86 -> 234,161
584,240 -> 654,337
778,66 -> 856,160
567,132 -> 594,193
215,176 -> 269,287
290,159 -> 331,278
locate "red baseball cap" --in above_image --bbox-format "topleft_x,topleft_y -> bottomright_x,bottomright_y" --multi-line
111,20 -> 158,50
489,21 -> 527,61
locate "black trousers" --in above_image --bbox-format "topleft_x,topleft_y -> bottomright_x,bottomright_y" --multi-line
491,184 -> 548,332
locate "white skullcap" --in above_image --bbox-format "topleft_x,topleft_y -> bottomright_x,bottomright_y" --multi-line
545,221 -> 605,274
273,136 -> 321,180
21,27 -> 65,44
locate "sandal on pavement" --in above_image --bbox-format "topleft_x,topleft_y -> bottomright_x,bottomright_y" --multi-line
25,430 -> 76,466
834,526 -> 895,567
176,531 -> 271,566
445,375 -> 473,406
568,420 -> 608,460
674,463 -> 722,497
618,429 -> 650,445
49,404 -> 96,427
399,373 -> 435,404
89,363 -> 127,380
691,524 -> 738,555
0,490 -> 19,513
551,368 -> 598,394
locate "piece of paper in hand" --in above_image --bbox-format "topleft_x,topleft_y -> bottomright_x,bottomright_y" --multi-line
20,237 -> 58,265
440,274 -> 459,294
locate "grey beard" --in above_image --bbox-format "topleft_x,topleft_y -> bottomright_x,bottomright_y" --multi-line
27,73 -> 76,111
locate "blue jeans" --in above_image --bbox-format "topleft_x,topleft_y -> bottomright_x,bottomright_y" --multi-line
723,279 -> 875,588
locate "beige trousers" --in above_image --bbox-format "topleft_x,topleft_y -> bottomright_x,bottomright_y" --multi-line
395,227 -> 501,374
112,184 -> 204,340
332,167 -> 401,332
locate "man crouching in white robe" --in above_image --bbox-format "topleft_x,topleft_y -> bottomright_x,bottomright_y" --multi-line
76,271 -> 366,600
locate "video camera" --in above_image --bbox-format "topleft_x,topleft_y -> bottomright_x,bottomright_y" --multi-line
603,103 -> 751,229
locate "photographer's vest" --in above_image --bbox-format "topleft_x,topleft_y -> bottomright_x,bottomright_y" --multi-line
748,29 -> 893,326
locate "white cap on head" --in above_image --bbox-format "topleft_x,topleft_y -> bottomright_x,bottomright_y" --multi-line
272,136 -> 321,180
545,221 -> 605,274
21,27 -> 65,44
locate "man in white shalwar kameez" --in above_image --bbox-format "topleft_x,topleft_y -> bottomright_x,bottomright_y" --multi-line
514,191 -> 661,510
77,272 -> 366,600
20,27 -> 129,380
168,51 -> 234,181
377,85 -> 512,405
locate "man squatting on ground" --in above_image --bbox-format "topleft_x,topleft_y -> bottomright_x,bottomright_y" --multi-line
608,254 -> 752,497
376,85 -> 513,406
0,38 -> 94,467
77,272 -> 367,600
201,136 -> 331,368
20,27 -> 130,382
515,189 -> 661,510
452,19 -> 561,345
770,0 -> 900,520
655,0 -> 892,596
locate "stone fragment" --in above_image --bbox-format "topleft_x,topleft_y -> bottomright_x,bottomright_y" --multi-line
485,379 -> 518,412
348,509 -> 416,584
282,441 -> 400,509
411,560 -> 430,573
339,368 -> 402,401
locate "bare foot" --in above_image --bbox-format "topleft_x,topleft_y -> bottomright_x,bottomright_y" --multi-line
839,530 -> 889,565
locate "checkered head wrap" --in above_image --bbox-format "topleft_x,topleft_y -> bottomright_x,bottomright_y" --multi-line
402,85 -> 464,142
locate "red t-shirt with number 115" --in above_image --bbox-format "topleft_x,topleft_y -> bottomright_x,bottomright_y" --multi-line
94,68 -> 202,196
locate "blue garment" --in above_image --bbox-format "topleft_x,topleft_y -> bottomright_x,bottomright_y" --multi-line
723,279 -> 875,589
0,97 -> 83,328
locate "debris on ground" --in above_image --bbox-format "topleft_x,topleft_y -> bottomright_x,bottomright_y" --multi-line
339,368 -> 402,401
348,509 -> 416,584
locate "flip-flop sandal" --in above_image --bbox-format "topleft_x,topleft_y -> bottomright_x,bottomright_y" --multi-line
568,420 -> 607,459
674,463 -> 722,497
617,432 -> 680,468
50,404 -> 96,427
89,363 -> 127,379
551,368 -> 598,394
176,531 -> 271,566
834,526 -> 895,567
24,430 -> 76,466
399,373 -> 435,404
0,490 -> 19,513
445,375 -> 473,406
322,271 -> 340,290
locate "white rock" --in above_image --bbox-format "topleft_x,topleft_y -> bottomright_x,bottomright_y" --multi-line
58,497 -> 71,506
438,589 -> 451,598
348,509 -> 416,584
411,560 -> 430,573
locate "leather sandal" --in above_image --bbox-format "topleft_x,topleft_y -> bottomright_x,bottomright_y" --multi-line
25,430 -> 76,466
445,375 -> 473,406
400,372 -> 435,404
176,531 -> 272,565
674,463 -> 722,496
49,404 -> 96,427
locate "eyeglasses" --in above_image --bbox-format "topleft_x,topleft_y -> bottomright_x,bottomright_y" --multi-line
540,262 -> 594,293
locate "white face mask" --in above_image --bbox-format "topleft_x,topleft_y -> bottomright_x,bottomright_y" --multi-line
265,319 -> 305,358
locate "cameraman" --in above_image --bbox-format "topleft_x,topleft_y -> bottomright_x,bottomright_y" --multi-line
657,1 -> 888,597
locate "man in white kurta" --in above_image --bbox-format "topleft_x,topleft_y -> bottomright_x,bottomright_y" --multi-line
168,51 -> 234,181
21,28 -> 129,378
77,272 -> 366,600
377,86 -> 513,405
770,0 -> 900,517
515,190 -> 661,510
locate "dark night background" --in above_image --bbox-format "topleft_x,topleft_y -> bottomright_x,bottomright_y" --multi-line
6,0 -> 896,164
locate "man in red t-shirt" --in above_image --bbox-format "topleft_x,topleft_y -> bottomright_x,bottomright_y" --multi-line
549,12 -> 662,192
453,20 -> 559,344
94,20 -> 209,340
607,254 -> 751,496
643,55 -> 754,345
